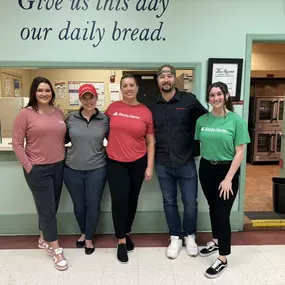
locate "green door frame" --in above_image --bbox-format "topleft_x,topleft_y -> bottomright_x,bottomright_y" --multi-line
240,34 -> 285,227
243,33 -> 285,128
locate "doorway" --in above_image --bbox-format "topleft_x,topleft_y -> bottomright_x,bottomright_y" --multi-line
123,70 -> 195,107
123,71 -> 160,107
243,40 -> 285,230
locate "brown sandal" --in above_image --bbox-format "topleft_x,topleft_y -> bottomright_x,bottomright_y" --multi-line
38,238 -> 53,254
53,248 -> 68,271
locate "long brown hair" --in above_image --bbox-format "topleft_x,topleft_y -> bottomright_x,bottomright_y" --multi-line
26,77 -> 55,110
206,81 -> 234,112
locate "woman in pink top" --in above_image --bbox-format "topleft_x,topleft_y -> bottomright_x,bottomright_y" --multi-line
105,74 -> 155,264
12,77 -> 68,271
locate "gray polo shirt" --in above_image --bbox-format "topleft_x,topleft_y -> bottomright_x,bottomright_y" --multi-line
65,110 -> 109,171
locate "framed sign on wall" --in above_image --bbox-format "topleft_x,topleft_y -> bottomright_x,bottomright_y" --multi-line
206,58 -> 243,103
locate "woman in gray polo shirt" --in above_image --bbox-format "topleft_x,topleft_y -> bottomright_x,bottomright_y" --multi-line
64,84 -> 109,255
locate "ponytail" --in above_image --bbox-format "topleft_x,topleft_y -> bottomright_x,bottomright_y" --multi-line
225,95 -> 234,112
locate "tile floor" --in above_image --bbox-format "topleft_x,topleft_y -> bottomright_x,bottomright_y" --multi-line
1,245 -> 285,285
245,163 -> 279,212
0,164 -> 283,284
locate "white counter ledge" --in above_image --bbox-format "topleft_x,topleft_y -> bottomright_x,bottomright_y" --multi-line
0,138 -> 74,151
0,138 -> 107,151
0,138 -> 13,151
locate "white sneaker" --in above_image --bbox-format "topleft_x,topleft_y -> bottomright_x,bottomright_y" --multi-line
166,236 -> 182,259
53,247 -> 68,271
184,234 -> 199,257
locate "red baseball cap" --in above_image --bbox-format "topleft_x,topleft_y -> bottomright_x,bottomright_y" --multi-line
78,84 -> 98,97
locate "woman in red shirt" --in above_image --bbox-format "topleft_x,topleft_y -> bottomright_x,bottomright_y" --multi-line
105,74 -> 155,263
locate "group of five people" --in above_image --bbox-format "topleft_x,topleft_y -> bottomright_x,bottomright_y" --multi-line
12,64 -> 250,279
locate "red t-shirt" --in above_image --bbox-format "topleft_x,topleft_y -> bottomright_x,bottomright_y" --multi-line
105,101 -> 154,162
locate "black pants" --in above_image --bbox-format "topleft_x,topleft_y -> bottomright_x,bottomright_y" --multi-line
24,160 -> 64,242
199,158 -> 239,256
107,155 -> 147,239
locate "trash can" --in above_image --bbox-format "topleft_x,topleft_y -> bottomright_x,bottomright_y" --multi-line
272,177 -> 285,214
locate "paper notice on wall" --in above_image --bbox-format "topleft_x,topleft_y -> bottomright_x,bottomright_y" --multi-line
69,93 -> 79,105
14,79 -> 21,97
110,92 -> 120,102
5,79 -> 11,96
55,80 -> 67,98
211,64 -> 238,98
92,82 -> 104,95
68,82 -> 75,90
98,94 -> 105,101
68,81 -> 105,107
68,81 -> 81,105
109,83 -> 120,102
90,82 -> 105,110
96,99 -> 105,111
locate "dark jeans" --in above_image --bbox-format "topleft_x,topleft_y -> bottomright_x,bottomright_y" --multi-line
155,160 -> 198,237
107,155 -> 147,239
23,160 -> 64,242
63,165 -> 107,240
199,158 -> 240,256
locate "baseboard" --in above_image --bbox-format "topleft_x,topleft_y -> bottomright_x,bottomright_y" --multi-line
0,211 -> 243,236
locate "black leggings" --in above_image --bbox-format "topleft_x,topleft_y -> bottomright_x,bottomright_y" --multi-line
107,155 -> 147,239
199,158 -> 240,256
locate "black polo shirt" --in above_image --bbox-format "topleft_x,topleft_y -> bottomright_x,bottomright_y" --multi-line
149,89 -> 207,167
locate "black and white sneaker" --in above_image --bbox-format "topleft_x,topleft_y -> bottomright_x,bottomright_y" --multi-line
205,258 -> 227,279
199,241 -> 219,257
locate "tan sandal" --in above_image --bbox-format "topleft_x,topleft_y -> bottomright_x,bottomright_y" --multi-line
53,248 -> 68,271
38,238 -> 53,254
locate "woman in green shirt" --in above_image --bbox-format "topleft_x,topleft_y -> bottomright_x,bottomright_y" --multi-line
195,81 -> 250,279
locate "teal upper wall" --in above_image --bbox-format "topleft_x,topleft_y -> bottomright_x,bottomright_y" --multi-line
1,1 -> 285,77
0,1 -> 284,102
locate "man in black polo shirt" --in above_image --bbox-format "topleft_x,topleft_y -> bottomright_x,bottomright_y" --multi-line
150,64 -> 207,259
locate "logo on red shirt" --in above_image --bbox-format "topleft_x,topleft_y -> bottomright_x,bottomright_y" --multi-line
113,112 -> 140,119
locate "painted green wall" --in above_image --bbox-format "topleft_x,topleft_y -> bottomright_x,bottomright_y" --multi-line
1,0 -> 284,98
1,0 -> 285,235
0,151 -> 242,235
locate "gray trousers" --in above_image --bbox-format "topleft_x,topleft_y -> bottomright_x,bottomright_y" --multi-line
24,160 -> 64,242
63,165 -> 107,240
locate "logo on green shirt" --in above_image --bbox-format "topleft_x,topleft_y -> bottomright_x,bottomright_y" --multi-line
201,127 -> 228,134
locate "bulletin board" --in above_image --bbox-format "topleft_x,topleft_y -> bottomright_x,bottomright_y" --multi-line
68,81 -> 105,110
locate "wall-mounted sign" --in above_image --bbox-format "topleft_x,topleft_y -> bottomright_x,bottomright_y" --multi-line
206,58 -> 243,103
0,1 -> 174,62
16,1 -> 170,48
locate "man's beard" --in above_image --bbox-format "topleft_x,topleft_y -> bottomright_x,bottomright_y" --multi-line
161,84 -> 174,93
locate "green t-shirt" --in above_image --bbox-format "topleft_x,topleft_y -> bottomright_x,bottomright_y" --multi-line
194,112 -> 250,161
